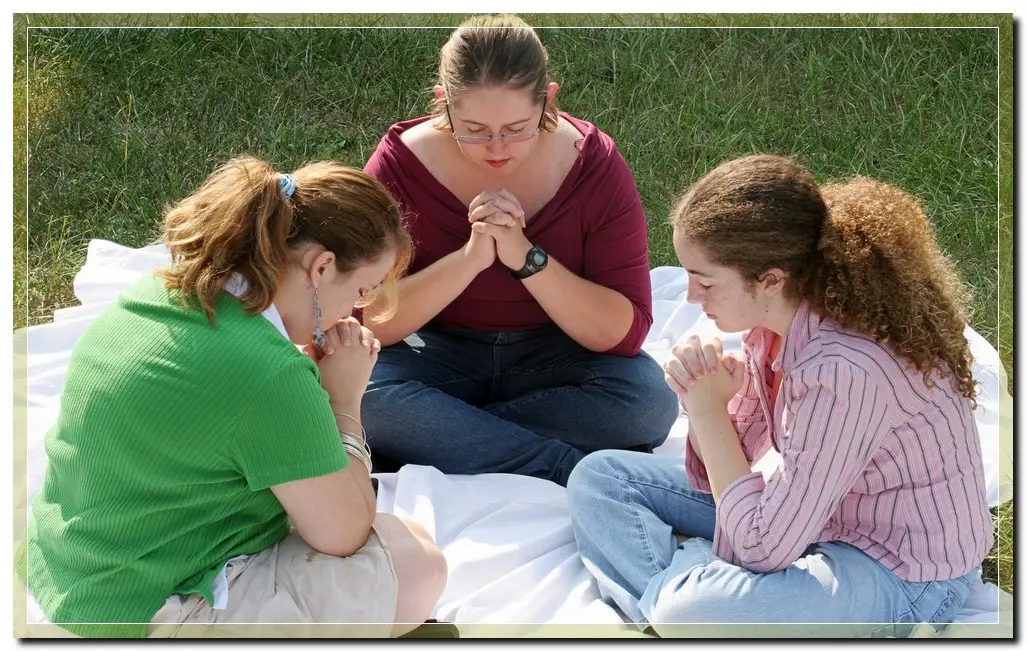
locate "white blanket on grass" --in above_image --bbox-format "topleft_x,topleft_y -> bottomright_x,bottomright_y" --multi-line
19,241 -> 1013,636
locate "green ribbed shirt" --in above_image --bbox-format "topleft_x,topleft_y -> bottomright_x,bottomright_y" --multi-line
21,274 -> 349,638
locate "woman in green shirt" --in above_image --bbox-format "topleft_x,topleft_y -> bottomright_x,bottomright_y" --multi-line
22,155 -> 447,638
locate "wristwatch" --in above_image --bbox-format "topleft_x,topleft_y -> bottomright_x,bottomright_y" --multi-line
511,246 -> 549,280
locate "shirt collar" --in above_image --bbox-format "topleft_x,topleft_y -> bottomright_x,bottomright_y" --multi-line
743,299 -> 819,374
223,274 -> 291,341
774,299 -> 820,373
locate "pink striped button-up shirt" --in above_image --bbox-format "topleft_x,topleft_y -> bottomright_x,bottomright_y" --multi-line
685,301 -> 994,581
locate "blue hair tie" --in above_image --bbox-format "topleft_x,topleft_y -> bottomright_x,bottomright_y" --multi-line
278,173 -> 297,199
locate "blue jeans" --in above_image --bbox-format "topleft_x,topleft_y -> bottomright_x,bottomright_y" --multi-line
567,450 -> 980,638
361,324 -> 678,486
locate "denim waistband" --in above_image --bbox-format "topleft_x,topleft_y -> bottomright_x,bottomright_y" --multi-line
424,322 -> 563,346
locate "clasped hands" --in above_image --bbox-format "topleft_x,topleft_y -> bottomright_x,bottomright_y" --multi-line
463,189 -> 533,271
301,317 -> 379,361
663,335 -> 745,416
302,317 -> 381,408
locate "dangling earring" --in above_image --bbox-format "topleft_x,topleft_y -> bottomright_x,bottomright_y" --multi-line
313,289 -> 325,348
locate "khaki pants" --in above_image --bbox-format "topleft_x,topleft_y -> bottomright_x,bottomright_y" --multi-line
22,527 -> 400,639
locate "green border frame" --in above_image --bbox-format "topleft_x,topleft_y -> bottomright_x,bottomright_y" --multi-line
12,13 -> 1013,639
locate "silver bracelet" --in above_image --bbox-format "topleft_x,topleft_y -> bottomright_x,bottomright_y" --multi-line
333,412 -> 367,440
340,430 -> 371,456
340,431 -> 373,474
342,441 -> 373,475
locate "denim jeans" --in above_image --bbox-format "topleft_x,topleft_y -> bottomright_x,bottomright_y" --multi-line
361,324 -> 679,486
567,450 -> 980,638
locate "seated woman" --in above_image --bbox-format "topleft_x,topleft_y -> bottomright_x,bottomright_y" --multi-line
360,14 -> 678,486
567,154 -> 994,636
18,156 -> 447,638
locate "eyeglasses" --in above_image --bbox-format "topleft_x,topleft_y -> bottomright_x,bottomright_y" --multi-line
446,97 -> 547,145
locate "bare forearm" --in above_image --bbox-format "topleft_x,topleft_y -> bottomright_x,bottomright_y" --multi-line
332,407 -> 378,552
521,257 -> 635,352
336,463 -> 377,539
270,449 -> 377,558
688,409 -> 751,502
687,424 -> 705,464
363,249 -> 480,346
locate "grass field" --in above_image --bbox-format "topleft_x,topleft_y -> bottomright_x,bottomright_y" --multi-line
13,15 -> 1012,595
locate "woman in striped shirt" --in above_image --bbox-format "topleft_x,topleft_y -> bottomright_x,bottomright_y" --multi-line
566,154 -> 994,637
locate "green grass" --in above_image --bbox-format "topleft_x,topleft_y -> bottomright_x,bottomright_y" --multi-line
14,17 -> 1011,595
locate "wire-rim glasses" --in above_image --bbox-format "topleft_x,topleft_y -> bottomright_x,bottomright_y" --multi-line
446,97 -> 548,145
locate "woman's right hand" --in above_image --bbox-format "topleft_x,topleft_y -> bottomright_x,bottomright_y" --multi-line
664,335 -> 740,397
463,227 -> 497,273
307,317 -> 381,409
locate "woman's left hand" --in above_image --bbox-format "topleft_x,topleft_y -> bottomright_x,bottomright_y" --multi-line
468,190 -> 533,270
469,189 -> 526,228
680,346 -> 744,415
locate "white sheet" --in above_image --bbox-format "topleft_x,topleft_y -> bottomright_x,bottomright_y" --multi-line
18,240 -> 1013,635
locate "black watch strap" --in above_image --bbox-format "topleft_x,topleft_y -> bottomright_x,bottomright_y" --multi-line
511,246 -> 549,280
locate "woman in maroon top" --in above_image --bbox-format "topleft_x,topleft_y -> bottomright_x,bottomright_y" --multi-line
359,14 -> 678,486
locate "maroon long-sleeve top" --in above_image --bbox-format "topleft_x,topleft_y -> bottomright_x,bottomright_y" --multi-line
363,113 -> 654,357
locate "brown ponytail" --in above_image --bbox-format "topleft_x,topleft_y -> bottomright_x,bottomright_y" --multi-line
157,155 -> 411,324
672,154 -> 976,403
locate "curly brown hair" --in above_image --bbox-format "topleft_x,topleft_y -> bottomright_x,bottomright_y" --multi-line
671,154 -> 976,403
156,155 -> 411,325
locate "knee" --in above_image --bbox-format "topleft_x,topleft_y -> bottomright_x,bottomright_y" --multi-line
568,450 -> 625,493
566,450 -> 634,520
645,391 -> 679,448
647,579 -> 721,629
414,539 -> 447,598
646,563 -> 751,629
385,530 -> 447,638
374,515 -> 448,613
403,521 -> 449,593
398,517 -> 434,544
640,365 -> 680,424
618,356 -> 680,435
648,590 -> 714,629
397,528 -> 448,600
412,540 -> 448,604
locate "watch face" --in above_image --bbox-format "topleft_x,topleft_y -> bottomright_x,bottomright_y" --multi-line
512,247 -> 548,279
